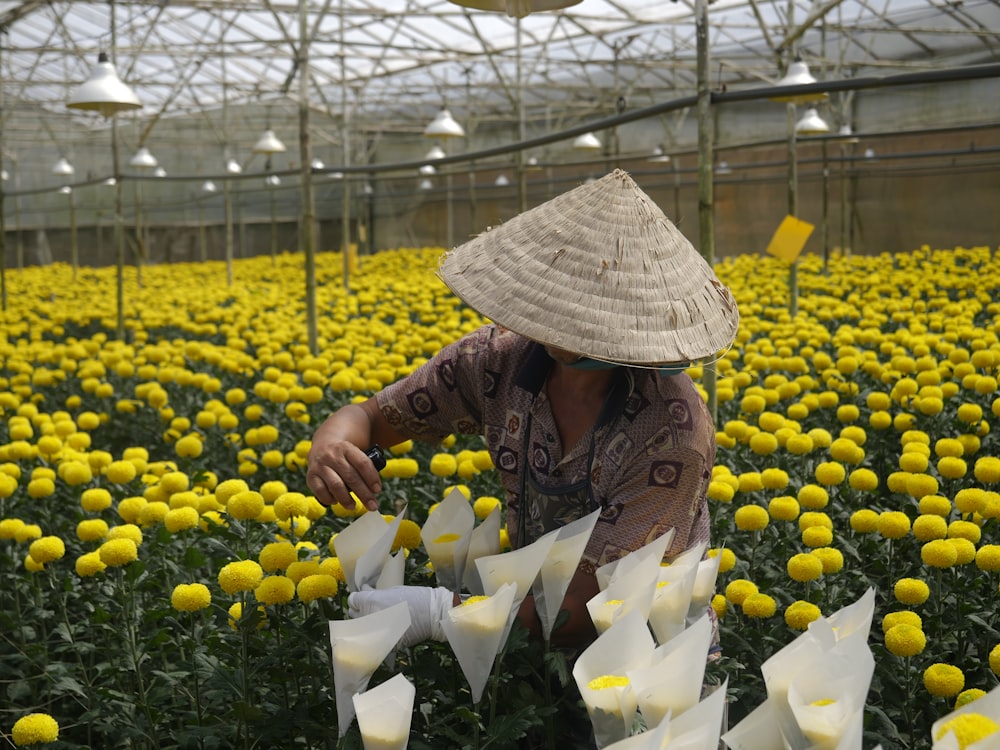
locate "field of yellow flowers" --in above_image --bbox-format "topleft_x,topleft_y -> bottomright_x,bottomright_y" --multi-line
1,244 -> 998,749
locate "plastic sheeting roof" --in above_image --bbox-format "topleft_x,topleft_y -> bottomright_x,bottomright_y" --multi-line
1,0 -> 998,143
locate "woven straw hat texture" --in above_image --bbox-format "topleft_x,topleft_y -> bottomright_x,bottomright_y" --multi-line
438,169 -> 740,366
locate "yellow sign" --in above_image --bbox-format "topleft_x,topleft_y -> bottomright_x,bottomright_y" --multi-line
765,215 -> 815,263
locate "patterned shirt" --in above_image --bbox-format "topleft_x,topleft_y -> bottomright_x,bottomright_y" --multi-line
375,324 -> 715,574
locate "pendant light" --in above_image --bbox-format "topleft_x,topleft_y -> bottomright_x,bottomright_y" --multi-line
202,180 -> 218,193
226,158 -> 242,174
769,57 -> 828,104
572,132 -> 602,151
67,52 -> 142,117
130,146 -> 158,169
648,146 -> 671,163
253,129 -> 287,155
446,0 -> 581,18
424,109 -> 465,138
52,157 -> 75,177
795,108 -> 830,136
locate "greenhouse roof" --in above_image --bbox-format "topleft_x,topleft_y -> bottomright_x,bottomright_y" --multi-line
0,0 -> 998,148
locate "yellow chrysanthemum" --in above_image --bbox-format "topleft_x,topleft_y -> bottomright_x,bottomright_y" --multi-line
734,505 -> 769,532
259,541 -> 298,572
849,509 -> 879,533
894,577 -> 930,606
297,573 -> 339,603
882,610 -> 922,634
935,713 -> 1000,750
877,511 -> 911,540
923,663 -> 965,698
28,536 -> 66,564
741,592 -> 777,618
255,575 -> 296,605
724,579 -> 758,606
98,538 -> 139,567
884,623 -> 927,657
11,712 -> 60,746
219,560 -> 264,594
784,600 -> 822,630
768,496 -> 800,522
787,553 -> 823,582
171,583 -> 212,612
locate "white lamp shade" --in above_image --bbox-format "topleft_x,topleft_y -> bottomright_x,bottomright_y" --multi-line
648,146 -> 671,163
329,171 -> 344,179
494,174 -> 510,186
202,180 -> 218,193
225,158 -> 243,174
572,132 -> 602,151
52,157 -> 75,177
59,186 -> 72,195
0,169 -> 7,181
67,53 -> 142,117
715,160 -> 732,175
447,0 -> 581,17
425,145 -> 446,160
253,129 -> 287,154
311,157 -> 325,169
130,147 -> 158,169
418,178 -> 433,190
795,108 -> 830,136
837,124 -> 860,144
771,58 -> 829,104
525,156 -> 541,171
266,174 -> 281,186
424,109 -> 465,138
103,177 -> 117,186
418,164 -> 436,175
153,166 -> 167,178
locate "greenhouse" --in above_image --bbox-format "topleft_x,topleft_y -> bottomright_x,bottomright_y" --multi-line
1,1 -> 1000,749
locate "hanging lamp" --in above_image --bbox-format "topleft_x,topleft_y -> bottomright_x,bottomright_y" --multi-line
572,132 -> 602,151
130,146 -> 158,169
648,146 -> 671,163
67,52 -> 142,117
446,0 -> 581,18
202,180 -> 218,193
795,108 -> 830,136
424,109 -> 465,138
769,57 -> 829,104
52,157 -> 75,177
253,129 -> 287,154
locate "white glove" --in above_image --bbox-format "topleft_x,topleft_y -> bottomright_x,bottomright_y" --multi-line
347,586 -> 453,647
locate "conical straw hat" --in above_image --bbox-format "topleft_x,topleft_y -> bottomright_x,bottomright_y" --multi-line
438,169 -> 739,366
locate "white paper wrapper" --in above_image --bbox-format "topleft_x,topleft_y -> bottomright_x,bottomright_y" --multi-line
574,609 -> 656,748
648,556 -> 701,645
376,549 -> 405,589
688,552 -> 722,615
586,546 -> 661,635
603,717 -> 672,750
663,678 -> 728,750
441,581 -> 518,703
329,601 -> 412,737
463,505 -> 502,595
353,672 -> 416,750
476,529 -> 556,643
421,489 -> 475,592
628,613 -> 712,727
532,509 -> 601,641
931,684 -> 1000,750
787,674 -> 865,750
333,510 -> 400,592
596,529 -> 675,590
721,699 -> 788,750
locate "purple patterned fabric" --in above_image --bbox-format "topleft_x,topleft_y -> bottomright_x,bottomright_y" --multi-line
375,324 -> 715,574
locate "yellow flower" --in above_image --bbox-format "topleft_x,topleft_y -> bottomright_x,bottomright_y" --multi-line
802,526 -> 833,548
912,514 -> 948,541
76,519 -> 109,542
215,478 -> 250,505
28,536 -> 66,564
921,539 -> 958,568
394,518 -> 422,551
991,644 -> 1000,676
906,473 -> 940,500
974,456 -> 1000,484
711,593 -> 728,619
286,560 -> 321,584
741,592 -> 777,619
894,577 -> 930,606
784,600 -> 822,630
849,509 -> 879,533
297,574 -> 339,603
171,583 -> 212,612
949,519 -> 982,544
724,578 -> 758,605
848,468 -> 879,491
797,484 -> 829,510
429,453 -> 458,477
749,432 -> 779,456
473,495 -> 502,520
259,541 -> 298,572
920,494 -> 953,517
708,480 -> 736,503
98,538 -> 139,567
255,575 -> 296,605
935,713 -> 1000,750
955,689 -> 987,709
768,495 -> 800,522
884,623 -> 926,657
975,544 -> 1000,572
11,712 -> 59,746
588,675 -> 630,690
708,547 -> 736,573
734,505 -> 769,532
274,492 -> 310,521
787,553 -> 823,582
164,506 -> 200,533
882,610 -> 922,634
75,551 -> 107,577
227,490 -> 265,520
877,511 -> 911,540
814,462 -> 845,486
923,663 -> 965,698
219,560 -> 264,594
810,547 -> 843,573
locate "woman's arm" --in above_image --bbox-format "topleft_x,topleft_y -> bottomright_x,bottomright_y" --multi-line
306,399 -> 409,511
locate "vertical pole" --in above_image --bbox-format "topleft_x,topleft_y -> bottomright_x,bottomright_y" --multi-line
695,0 -> 718,424
111,0 -> 126,341
340,0 -> 351,292
821,139 -> 829,272
516,18 -> 527,214
69,189 -> 78,277
299,0 -> 318,354
0,37 -> 6,313
787,101 -> 799,318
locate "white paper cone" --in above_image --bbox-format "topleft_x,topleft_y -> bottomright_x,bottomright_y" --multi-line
334,511 -> 398,592
931,684 -> 1000,750
441,582 -> 518,703
329,602 -> 412,737
721,699 -> 789,750
376,549 -> 405,589
596,529 -> 675,590
689,553 -> 722,614
533,509 -> 601,641
421,489 -> 475,592
586,548 -> 660,635
463,505 -> 502,595
353,672 -> 416,750
663,678 -> 728,750
355,513 -> 402,590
